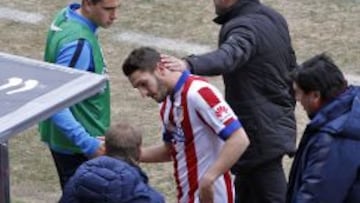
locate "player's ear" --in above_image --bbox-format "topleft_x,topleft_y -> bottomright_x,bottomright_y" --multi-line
310,91 -> 320,101
310,90 -> 322,110
83,0 -> 98,14
82,0 -> 92,12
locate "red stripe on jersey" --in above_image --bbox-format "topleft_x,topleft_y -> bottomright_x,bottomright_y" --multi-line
170,145 -> 183,200
165,100 -> 182,199
224,171 -> 233,203
181,76 -> 198,203
198,87 -> 221,108
160,99 -> 167,121
169,100 -> 183,200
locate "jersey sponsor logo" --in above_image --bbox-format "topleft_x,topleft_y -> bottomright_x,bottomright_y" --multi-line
214,103 -> 232,123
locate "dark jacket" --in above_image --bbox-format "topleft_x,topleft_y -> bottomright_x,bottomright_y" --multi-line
60,156 -> 165,203
287,86 -> 360,203
186,0 -> 297,172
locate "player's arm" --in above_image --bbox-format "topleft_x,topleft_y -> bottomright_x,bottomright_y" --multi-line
51,40 -> 103,157
56,39 -> 92,71
200,128 -> 248,203
139,142 -> 172,163
191,85 -> 249,202
202,127 -> 249,183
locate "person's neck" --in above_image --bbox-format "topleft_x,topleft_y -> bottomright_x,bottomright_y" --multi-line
170,71 -> 184,89
77,7 -> 90,20
111,154 -> 139,166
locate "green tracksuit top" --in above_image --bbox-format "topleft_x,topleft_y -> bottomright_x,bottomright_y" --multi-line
39,8 -> 111,154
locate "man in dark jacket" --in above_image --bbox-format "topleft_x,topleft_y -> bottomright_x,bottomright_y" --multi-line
161,0 -> 297,202
60,122 -> 165,203
287,54 -> 360,203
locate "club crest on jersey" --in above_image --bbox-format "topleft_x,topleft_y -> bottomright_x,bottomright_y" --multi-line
214,104 -> 232,122
165,122 -> 185,143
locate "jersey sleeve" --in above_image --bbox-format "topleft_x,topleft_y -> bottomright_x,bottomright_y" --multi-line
191,85 -> 242,140
51,108 -> 100,156
56,39 -> 92,71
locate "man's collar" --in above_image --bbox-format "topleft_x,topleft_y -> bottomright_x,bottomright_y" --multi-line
171,70 -> 191,98
66,3 -> 98,33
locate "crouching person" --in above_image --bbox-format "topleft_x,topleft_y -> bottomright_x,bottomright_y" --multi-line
60,122 -> 165,203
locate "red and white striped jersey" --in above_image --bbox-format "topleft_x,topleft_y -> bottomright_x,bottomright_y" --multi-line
160,71 -> 242,203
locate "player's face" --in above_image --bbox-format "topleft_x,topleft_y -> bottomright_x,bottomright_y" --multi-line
86,0 -> 120,28
129,70 -> 169,103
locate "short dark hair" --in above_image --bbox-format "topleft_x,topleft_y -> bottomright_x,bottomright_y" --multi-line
105,122 -> 142,164
122,47 -> 160,77
292,53 -> 347,101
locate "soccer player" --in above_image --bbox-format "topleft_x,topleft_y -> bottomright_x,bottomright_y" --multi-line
122,47 -> 249,203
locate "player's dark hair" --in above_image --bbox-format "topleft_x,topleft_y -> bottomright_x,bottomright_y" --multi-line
122,47 -> 160,77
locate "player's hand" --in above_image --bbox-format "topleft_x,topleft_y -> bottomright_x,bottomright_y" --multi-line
160,54 -> 188,72
91,138 -> 106,158
199,174 -> 215,203
97,136 -> 105,142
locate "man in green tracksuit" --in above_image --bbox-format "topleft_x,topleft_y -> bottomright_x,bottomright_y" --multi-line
39,0 -> 120,191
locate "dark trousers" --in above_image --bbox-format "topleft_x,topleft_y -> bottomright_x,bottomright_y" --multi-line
50,149 -> 88,190
234,157 -> 287,203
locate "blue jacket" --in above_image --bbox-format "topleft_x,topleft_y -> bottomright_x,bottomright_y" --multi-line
60,156 -> 165,203
287,86 -> 360,203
